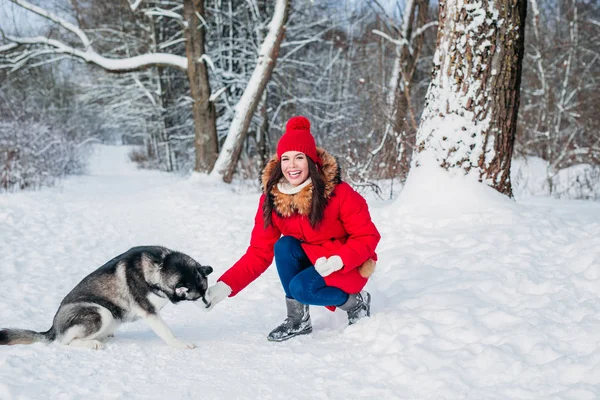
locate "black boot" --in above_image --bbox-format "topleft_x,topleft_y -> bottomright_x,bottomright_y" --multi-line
339,290 -> 371,325
267,297 -> 312,342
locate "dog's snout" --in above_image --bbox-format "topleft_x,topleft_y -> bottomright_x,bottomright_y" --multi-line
199,265 -> 213,276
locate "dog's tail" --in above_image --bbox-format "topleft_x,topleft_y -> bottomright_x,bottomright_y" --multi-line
0,327 -> 55,345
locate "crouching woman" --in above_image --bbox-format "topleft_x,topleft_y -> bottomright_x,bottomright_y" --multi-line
205,116 -> 381,342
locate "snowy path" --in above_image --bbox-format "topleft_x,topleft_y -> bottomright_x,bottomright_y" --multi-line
1,145 -> 599,399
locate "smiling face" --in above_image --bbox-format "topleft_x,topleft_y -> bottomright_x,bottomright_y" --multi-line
281,151 -> 310,186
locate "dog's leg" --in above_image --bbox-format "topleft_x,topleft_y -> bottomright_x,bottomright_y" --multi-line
93,306 -> 118,341
56,304 -> 114,350
142,314 -> 196,349
60,325 -> 104,350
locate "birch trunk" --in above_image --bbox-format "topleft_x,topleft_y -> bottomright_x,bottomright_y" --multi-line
413,0 -> 527,197
209,0 -> 289,183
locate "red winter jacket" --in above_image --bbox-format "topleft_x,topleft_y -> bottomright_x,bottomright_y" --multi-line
218,149 -> 381,300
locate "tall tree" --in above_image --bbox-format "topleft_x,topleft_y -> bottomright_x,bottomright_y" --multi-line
412,0 -> 527,197
209,0 -> 289,183
183,0 -> 218,172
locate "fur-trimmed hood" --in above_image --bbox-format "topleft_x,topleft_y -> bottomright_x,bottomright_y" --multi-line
261,148 -> 341,217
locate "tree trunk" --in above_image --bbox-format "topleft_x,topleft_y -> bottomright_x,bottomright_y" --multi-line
362,0 -> 430,181
183,0 -> 218,172
149,14 -> 173,171
257,89 -> 270,167
412,0 -> 527,197
210,0 -> 290,183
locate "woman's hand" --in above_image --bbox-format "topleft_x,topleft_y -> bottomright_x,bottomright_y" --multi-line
204,281 -> 232,310
314,255 -> 343,277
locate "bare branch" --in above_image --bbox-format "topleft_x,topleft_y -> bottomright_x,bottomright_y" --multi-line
411,21 -> 438,40
144,8 -> 184,21
372,29 -> 409,47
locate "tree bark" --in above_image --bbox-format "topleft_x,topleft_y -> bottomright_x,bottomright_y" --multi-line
256,90 -> 270,167
209,0 -> 290,183
412,0 -> 527,197
183,0 -> 218,172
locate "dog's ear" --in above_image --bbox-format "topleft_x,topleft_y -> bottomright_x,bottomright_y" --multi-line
196,265 -> 213,277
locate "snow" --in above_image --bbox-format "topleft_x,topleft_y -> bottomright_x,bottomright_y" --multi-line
1,145 -> 600,399
512,156 -> 600,200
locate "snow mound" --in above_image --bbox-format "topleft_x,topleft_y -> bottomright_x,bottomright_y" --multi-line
398,161 -> 517,216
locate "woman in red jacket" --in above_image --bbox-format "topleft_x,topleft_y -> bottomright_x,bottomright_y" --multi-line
205,116 -> 381,342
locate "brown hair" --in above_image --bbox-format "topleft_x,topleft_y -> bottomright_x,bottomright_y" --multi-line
262,157 -> 327,229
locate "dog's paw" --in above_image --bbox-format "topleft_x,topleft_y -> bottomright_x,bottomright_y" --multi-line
169,339 -> 196,350
90,340 -> 104,350
68,338 -> 104,350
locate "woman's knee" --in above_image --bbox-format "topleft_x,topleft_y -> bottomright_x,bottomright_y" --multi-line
289,277 -> 309,304
289,272 -> 321,304
274,236 -> 301,259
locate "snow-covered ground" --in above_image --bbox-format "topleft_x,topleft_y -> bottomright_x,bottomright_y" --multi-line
1,145 -> 599,400
512,157 -> 600,201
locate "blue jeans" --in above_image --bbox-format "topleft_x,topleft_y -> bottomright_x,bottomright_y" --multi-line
274,236 -> 349,307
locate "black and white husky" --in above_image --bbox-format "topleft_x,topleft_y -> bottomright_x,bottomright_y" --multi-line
0,246 -> 212,350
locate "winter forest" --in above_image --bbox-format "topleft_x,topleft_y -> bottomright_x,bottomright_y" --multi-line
1,0 -> 598,198
2,1 -> 600,399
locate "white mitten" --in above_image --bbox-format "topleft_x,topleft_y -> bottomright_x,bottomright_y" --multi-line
203,281 -> 232,311
314,255 -> 344,277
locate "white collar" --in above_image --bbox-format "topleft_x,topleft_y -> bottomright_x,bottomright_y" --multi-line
277,177 -> 312,195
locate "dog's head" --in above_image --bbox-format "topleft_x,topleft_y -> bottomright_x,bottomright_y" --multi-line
161,252 -> 213,304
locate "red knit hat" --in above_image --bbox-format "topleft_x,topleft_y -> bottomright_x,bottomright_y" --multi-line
277,116 -> 321,166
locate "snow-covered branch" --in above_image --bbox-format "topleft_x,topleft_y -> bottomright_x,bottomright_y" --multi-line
4,34 -> 187,71
9,0 -> 92,50
129,0 -> 144,12
411,21 -> 438,40
587,19 -> 600,28
372,29 -> 409,48
144,8 -> 184,21
2,0 -> 188,72
209,85 -> 228,102
0,43 -> 19,53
